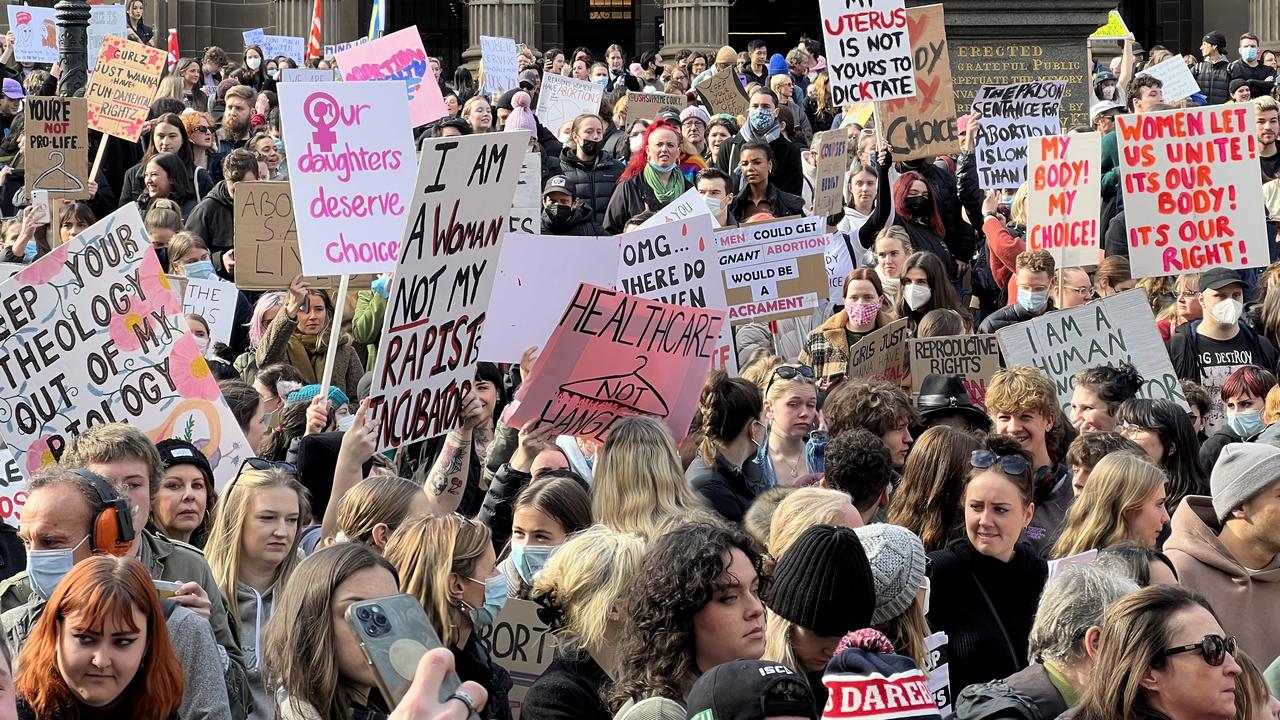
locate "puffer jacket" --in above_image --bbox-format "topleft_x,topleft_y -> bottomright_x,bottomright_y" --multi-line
558,147 -> 624,230
1193,57 -> 1232,105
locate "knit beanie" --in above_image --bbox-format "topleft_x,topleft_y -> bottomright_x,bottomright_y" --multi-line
680,105 -> 711,127
495,88 -> 519,111
854,524 -> 926,626
766,524 -> 876,637
716,46 -> 737,66
822,629 -> 941,720
505,91 -> 538,137
768,53 -> 788,76
287,384 -> 350,408
1210,442 -> 1280,521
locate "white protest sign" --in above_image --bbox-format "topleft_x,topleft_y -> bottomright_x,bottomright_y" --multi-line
88,5 -> 128,72
243,28 -> 267,48
819,0 -> 915,104
1136,57 -> 1201,103
0,449 -> 25,526
996,289 -> 1188,412
812,129 -> 848,216
7,6 -> 59,65
970,81 -> 1066,189
280,68 -> 336,83
924,631 -> 952,716
481,233 -> 620,363
1027,133 -> 1102,268
278,81 -> 418,276
638,187 -> 715,229
509,151 -> 541,235
716,216 -> 833,324
536,74 -> 605,137
481,36 -> 519,93
368,132 -> 526,451
325,38 -> 370,57
264,35 -> 306,65
181,278 -> 238,345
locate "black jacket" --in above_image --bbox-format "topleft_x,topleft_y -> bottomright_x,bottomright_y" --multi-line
522,651 -> 611,720
715,131 -> 805,197
543,202 -> 603,236
556,147 -> 625,230
860,156 -> 955,275
1193,57 -> 1232,105
185,180 -> 237,280
1229,59 -> 1276,99
729,183 -> 807,222
1103,209 -> 1128,258
603,173 -> 690,235
977,300 -> 1054,334
912,158 -> 977,264
478,463 -> 533,553
954,663 -> 1064,720
686,452 -> 762,523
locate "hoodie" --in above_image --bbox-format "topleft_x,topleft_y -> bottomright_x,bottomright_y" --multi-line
236,582 -> 277,720
186,180 -> 237,280
1165,496 -> 1280,663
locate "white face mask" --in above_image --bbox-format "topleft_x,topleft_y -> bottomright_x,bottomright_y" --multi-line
1211,297 -> 1244,325
629,135 -> 643,153
247,57 -> 262,71
903,284 -> 932,311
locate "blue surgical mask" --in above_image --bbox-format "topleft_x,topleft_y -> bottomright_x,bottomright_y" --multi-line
371,275 -> 391,300
183,259 -> 215,279
648,161 -> 677,175
29,536 -> 89,600
267,69 -> 278,79
466,573 -> 509,627
273,139 -> 285,154
749,108 -> 775,131
593,75 -> 609,86
703,196 -> 724,217
1017,288 -> 1050,313
1228,410 -> 1265,438
511,543 -> 559,585
1243,47 -> 1260,62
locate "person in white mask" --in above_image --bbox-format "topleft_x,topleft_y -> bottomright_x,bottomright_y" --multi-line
978,249 -> 1057,333
1168,267 -> 1280,434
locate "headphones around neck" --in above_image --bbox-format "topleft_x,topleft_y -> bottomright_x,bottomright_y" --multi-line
70,469 -> 137,556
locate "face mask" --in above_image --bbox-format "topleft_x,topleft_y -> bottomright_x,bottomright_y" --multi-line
195,335 -> 210,353
847,300 -> 880,325
1101,85 -> 1117,101
468,574 -> 509,627
183,259 -> 215,280
336,414 -> 355,431
579,139 -> 601,156
154,246 -> 170,270
593,75 -> 609,86
903,284 -> 932,310
1211,298 -> 1243,325
267,69 -> 277,79
29,536 -> 89,600
558,133 -> 571,144
511,543 -> 560,585
920,576 -> 931,615
904,196 -> 931,217
371,275 -> 391,300
247,57 -> 262,71
629,135 -> 644,153
749,108 -> 775,131
1244,47 -> 1260,62
1228,410 -> 1265,438
703,196 -> 724,217
648,161 -> 677,175
543,203 -> 575,228
274,138 -> 285,154
1017,288 -> 1051,313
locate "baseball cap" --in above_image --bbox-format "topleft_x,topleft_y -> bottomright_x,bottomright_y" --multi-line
1200,266 -> 1246,291
542,175 -> 573,199
686,660 -> 817,720
518,69 -> 539,91
155,438 -> 215,484
1089,101 -> 1124,123
2,78 -> 24,100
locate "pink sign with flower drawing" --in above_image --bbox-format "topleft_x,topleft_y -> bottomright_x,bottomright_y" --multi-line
0,204 -> 251,490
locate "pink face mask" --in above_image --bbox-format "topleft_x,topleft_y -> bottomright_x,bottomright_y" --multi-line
847,301 -> 880,325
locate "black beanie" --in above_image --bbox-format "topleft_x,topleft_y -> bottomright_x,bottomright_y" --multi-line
766,524 -> 876,637
496,88 -> 519,111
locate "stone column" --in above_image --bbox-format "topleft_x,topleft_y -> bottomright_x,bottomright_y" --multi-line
1252,0 -> 1280,47
659,0 -> 730,58
462,0 -> 539,73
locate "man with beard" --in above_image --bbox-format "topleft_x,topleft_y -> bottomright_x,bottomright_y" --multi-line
1256,96 -> 1280,180
218,85 -> 255,155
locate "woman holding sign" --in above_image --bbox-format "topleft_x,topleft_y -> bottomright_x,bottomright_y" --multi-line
603,121 -> 690,235
255,275 -> 363,399
801,269 -> 895,385
858,148 -> 954,277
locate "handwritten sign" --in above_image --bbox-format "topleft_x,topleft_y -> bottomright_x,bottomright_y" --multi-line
626,92 -> 685,122
971,81 -> 1066,189
820,0 -> 914,104
243,28 -> 267,48
1117,105 -> 1267,278
638,187 -> 715,229
368,132 -> 525,451
263,35 -> 306,65
481,35 -> 519,93
1136,57 -> 1201,104
278,82 -> 418,277
847,318 -> 909,382
336,26 -> 447,128
812,130 -> 848,216
504,283 -> 725,443
878,4 -> 959,161
0,205 -> 252,489
536,74 -> 605,137
924,631 -> 952,715
0,449 -> 25,526
280,68 -> 336,83
695,68 -> 748,118
474,599 -> 557,719
325,38 -> 370,57
85,35 -> 167,141
24,97 -> 90,201
996,290 -> 1188,412
7,6 -> 58,65
87,4 -> 128,72
181,278 -> 237,345
716,217 -> 832,324
907,334 -> 1001,411
1027,133 -> 1101,268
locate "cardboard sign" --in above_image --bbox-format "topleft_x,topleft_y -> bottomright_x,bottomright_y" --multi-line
970,81 -> 1065,189
481,233 -> 620,363
508,151 -> 541,236
847,318 -> 909,382
7,6 -> 59,65
278,82 -> 419,277
716,217 -> 832,324
243,28 -> 267,48
324,38 -> 370,57
996,289 -> 1188,412
1027,133 -> 1102,268
368,132 -> 526,451
87,4 -> 128,72
263,35 -> 306,64
481,35 -> 519,93
0,205 -> 252,489
1090,10 -> 1130,40
907,334 -> 1001,411
23,97 -> 91,201
1117,105 -> 1268,278
695,68 -> 749,118
536,73 -> 605,136
626,92 -> 685,122
878,4 -> 960,161
812,129 -> 848,216
279,68 -> 336,83
820,0 -> 914,104
181,278 -> 237,345
473,598 -> 558,720
84,36 -> 167,141
1136,57 -> 1201,103
336,26 -> 447,128
638,187 -> 715,229
503,283 -> 725,443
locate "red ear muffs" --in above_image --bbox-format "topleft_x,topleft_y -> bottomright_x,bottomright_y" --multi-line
71,469 -> 137,556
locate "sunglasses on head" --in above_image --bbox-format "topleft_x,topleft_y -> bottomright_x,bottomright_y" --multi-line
227,457 -> 297,494
1162,634 -> 1236,667
970,449 -> 1031,476
766,365 -> 815,393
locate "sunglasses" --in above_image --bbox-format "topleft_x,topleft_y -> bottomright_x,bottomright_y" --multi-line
1162,634 -> 1236,667
227,457 -> 297,494
193,126 -> 213,134
766,365 -> 816,393
970,449 -> 1031,476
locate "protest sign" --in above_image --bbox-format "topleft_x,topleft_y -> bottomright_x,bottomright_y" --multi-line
181,278 -> 238,345
924,632 -> 953,716
264,35 -> 306,64
0,449 -> 24,526
878,4 -> 960,161
7,6 -> 58,65
481,35 -> 519,93
504,283 -> 726,443
84,36 -> 167,141
1027,133 -> 1102,268
626,91 -> 685,122
23,97 -> 91,201
278,82 -> 418,277
1090,10 -> 1130,40
1117,105 -> 1268,277
280,68 -> 336,83
368,131 -> 526,451
638,187 -> 714,229
1136,57 -> 1201,103
695,68 -> 748,118
996,290 -> 1188,412
820,0 -> 914,105
907,334 -> 1001,411
473,599 -> 557,719
0,205 -> 252,489
336,27 -> 447,128
243,28 -> 267,48
507,151 -> 541,236
812,130 -> 848,216
716,217 -> 832,324
88,4 -> 128,72
847,318 -> 909,383
481,233 -> 620,363
970,81 -> 1066,189
325,38 -> 370,57
536,73 -> 605,137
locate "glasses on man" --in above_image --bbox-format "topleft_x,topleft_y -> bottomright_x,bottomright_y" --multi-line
1162,634 -> 1236,667
970,449 -> 1030,475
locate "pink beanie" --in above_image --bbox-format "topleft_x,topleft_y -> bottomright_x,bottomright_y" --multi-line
505,91 -> 539,137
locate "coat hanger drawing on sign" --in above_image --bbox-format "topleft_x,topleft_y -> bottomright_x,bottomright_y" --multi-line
558,355 -> 672,417
33,151 -> 86,194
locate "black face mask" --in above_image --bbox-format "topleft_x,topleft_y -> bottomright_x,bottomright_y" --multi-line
544,203 -> 575,229
904,196 -> 931,218
579,139 -> 601,156
155,246 -> 170,273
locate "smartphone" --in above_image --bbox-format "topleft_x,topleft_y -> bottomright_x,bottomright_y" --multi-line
29,190 -> 50,226
153,579 -> 182,598
346,594 -> 476,715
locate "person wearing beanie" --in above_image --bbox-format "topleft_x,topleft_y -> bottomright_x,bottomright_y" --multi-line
767,53 -> 789,79
854,524 -> 930,671
153,438 -> 218,547
692,45 -> 740,89
1193,30 -> 1232,105
680,105 -> 711,156
1165,442 -> 1280,664
286,383 -> 351,412
686,660 -> 817,720
763,524 -> 876,714
821,629 -> 941,720
505,90 -> 540,144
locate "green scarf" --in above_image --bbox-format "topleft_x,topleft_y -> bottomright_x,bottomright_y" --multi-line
643,163 -> 685,205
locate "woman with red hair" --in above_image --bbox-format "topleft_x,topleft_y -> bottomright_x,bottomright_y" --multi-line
16,556 -> 184,720
603,121 -> 692,234
1200,365 -> 1278,469
857,147 -> 955,277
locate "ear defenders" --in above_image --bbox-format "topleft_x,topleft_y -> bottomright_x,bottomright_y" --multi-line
70,469 -> 137,556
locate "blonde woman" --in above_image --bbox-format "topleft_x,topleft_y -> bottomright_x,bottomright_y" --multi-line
766,487 -> 861,568
873,226 -> 913,306
333,472 -> 431,550
1052,453 -> 1170,558
204,462 -> 310,720
591,416 -> 704,540
758,364 -> 820,487
524,526 -> 646,720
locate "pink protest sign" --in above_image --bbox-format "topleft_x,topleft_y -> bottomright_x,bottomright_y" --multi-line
335,26 -> 447,129
278,82 -> 418,276
1118,105 -> 1269,278
503,283 -> 726,443
1027,133 -> 1101,268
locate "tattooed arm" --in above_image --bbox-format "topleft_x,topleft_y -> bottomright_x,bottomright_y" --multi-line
423,389 -> 486,514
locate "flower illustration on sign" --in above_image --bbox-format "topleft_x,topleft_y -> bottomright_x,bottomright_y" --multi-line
16,243 -> 68,286
108,294 -> 156,352
139,249 -> 181,315
25,436 -> 56,476
170,334 -> 221,401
